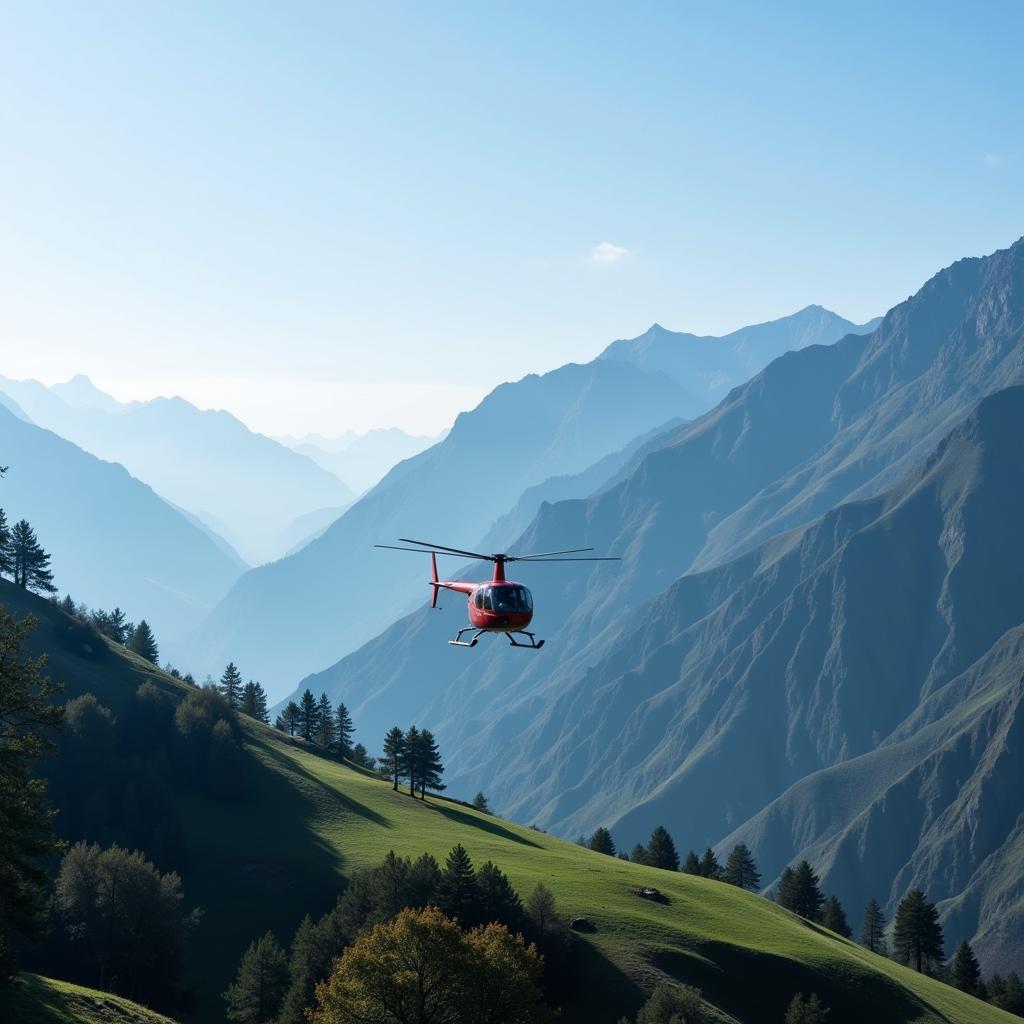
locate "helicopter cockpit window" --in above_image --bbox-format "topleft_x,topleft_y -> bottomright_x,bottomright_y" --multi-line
491,586 -> 532,613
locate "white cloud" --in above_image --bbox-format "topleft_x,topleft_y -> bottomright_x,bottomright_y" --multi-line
590,241 -> 631,263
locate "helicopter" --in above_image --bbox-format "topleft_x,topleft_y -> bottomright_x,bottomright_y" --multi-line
374,537 -> 620,649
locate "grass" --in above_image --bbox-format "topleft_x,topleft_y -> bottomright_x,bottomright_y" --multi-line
6,580 -> 1017,1024
0,974 -> 178,1024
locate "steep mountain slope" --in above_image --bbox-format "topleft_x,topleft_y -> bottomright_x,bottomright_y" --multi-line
600,305 -> 880,411
0,405 -> 242,640
6,581 -> 1011,1024
0,974 -> 179,1024
189,359 -> 692,696
0,377 -> 353,564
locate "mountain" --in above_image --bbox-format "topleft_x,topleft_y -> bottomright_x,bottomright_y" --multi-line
600,305 -> 880,411
0,377 -> 354,564
189,359 -> 692,697
5,580 -> 1010,1024
287,427 -> 441,494
0,404 -> 242,641
279,503 -> 352,556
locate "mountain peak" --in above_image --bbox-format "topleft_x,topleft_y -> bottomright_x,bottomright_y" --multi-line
51,373 -> 123,413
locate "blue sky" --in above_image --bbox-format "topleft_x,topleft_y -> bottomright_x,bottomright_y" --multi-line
2,1 -> 1021,435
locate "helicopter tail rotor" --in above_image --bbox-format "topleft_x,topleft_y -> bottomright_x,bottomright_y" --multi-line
430,551 -> 440,609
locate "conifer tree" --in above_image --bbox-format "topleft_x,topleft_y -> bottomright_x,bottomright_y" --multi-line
219,662 -> 243,709
860,898 -> 886,953
10,519 -> 56,593
699,846 -> 722,880
723,843 -> 760,890
477,861 -> 523,928
996,971 -> 1024,1013
682,850 -> 701,875
893,889 -> 944,973
630,842 -> 649,866
950,939 -> 983,995
588,827 -> 616,856
316,693 -> 335,751
299,689 -> 319,741
415,729 -> 445,798
241,681 -> 270,723
351,743 -> 373,769
525,881 -> 559,937
0,508 -> 12,578
437,843 -> 479,925
128,620 -> 159,663
335,702 -> 354,758
646,826 -> 680,871
784,993 -> 830,1023
472,791 -> 490,812
380,726 -> 405,790
223,931 -> 290,1023
778,862 -> 824,920
92,606 -> 128,644
281,701 -> 301,737
822,895 -> 852,938
0,608 -> 63,982
401,725 -> 421,796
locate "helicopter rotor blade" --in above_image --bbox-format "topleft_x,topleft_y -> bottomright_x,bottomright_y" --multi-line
514,556 -> 621,562
374,544 -> 491,560
396,538 -> 494,560
508,547 -> 594,559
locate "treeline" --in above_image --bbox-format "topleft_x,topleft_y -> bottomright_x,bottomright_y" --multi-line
224,844 -> 571,1024
54,593 -> 162,666
274,689 -> 374,767
587,823 -> 1024,1014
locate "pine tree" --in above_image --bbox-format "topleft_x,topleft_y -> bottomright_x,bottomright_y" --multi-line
316,693 -> 335,751
299,689 -> 319,741
437,843 -> 479,925
477,861 -> 523,928
10,519 -> 56,593
241,681 -> 270,723
699,846 -> 722,880
682,850 -> 701,875
723,843 -> 760,890
472,791 -> 490,813
281,701 -> 301,737
822,895 -> 852,938
415,729 -> 445,798
950,939 -> 983,995
128,620 -> 159,663
893,889 -> 944,974
630,843 -> 649,866
380,726 -> 405,791
784,993 -> 830,1023
401,725 -> 421,796
525,881 -> 559,937
778,862 -> 824,921
588,827 -> 616,856
351,743 -> 374,769
860,899 -> 886,953
0,508 -> 12,578
0,608 -> 63,981
219,662 -> 243,710
223,931 -> 290,1023
335,703 -> 354,758
999,972 -> 1024,1014
647,826 -> 680,871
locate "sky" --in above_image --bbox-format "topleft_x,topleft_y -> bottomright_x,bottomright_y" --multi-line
1,1 -> 1022,437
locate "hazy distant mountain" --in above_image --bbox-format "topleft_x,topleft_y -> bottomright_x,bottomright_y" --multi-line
0,377 -> 354,564
279,504 -> 352,556
0,405 -> 242,640
284,428 -> 441,494
600,305 -> 880,411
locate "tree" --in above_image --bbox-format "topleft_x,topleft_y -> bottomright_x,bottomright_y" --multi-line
646,826 -> 680,871
316,693 -> 336,751
477,861 -> 523,929
0,507 -> 12,577
682,850 -> 701,875
860,899 -> 886,953
335,703 -> 354,758
415,729 -> 445,798
128,620 -> 159,663
308,907 -> 551,1024
351,743 -> 374,769
91,606 -> 128,644
224,931 -> 290,1024
950,939 -> 983,996
0,608 -> 63,983
280,701 -> 301,737
438,843 -> 480,925
240,681 -> 270,723
698,846 -> 722,880
299,689 -> 319,741
893,889 -> 944,974
380,727 -> 405,790
822,896 -> 852,939
635,982 -> 707,1024
723,843 -> 760,890
401,725 -> 421,796
53,841 -> 199,1004
989,971 -> 1024,1014
778,862 -> 824,921
279,910 -> 348,1024
525,882 -> 559,937
10,519 -> 56,593
472,791 -> 490,813
588,827 -> 616,857
630,843 -> 649,866
784,993 -> 830,1023
219,662 -> 243,710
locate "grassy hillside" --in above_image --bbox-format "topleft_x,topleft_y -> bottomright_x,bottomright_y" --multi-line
0,974 -> 178,1024
6,580 -> 1014,1024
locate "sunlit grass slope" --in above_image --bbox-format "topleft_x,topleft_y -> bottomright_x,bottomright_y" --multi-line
0,974 -> 178,1024
5,580 -> 1014,1024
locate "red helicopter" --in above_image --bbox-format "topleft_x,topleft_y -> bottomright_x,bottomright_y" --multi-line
374,537 -> 620,649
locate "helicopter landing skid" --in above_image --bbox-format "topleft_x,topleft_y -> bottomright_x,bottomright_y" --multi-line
449,627 -> 485,648
507,631 -> 545,650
